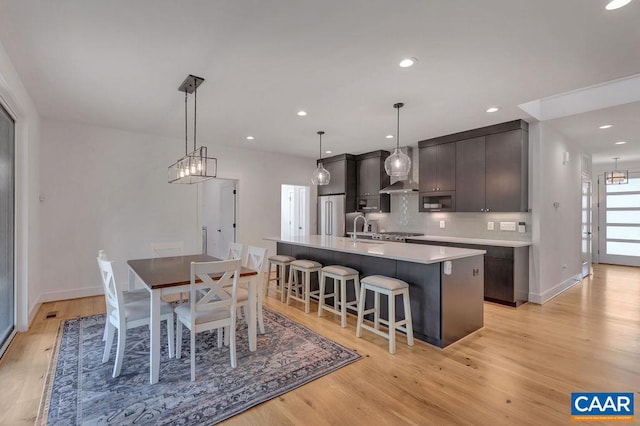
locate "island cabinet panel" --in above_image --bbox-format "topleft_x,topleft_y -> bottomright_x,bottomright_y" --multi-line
276,241 -> 484,347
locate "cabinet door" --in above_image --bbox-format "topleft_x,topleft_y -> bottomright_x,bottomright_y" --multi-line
318,160 -> 345,196
436,143 -> 456,191
455,136 -> 486,212
419,145 -> 438,192
357,157 -> 378,196
485,130 -> 527,212
484,256 -> 514,302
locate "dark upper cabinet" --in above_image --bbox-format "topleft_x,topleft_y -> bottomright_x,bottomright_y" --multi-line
423,120 -> 529,213
356,150 -> 390,213
317,154 -> 357,211
418,143 -> 455,193
485,129 -> 528,212
455,136 -> 486,212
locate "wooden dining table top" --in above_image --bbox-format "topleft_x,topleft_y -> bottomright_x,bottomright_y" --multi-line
127,254 -> 257,290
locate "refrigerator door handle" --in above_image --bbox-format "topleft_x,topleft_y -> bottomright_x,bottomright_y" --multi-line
327,201 -> 332,235
325,202 -> 330,235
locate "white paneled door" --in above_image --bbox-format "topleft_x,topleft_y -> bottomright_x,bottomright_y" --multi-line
0,102 -> 15,358
202,179 -> 238,259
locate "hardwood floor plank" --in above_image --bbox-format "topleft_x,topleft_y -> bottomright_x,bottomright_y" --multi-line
0,265 -> 638,425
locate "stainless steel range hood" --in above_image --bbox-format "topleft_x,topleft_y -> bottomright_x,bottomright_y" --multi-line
379,147 -> 419,194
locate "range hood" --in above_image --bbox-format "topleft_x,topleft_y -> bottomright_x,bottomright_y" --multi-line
380,147 -> 419,194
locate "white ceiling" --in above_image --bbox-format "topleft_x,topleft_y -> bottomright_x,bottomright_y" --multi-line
0,0 -> 639,160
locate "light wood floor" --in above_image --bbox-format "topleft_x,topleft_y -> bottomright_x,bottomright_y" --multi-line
1,263 -> 638,425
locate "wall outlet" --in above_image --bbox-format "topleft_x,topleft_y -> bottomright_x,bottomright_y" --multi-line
487,222 -> 494,231
518,222 -> 526,233
499,221 -> 517,231
439,220 -> 446,229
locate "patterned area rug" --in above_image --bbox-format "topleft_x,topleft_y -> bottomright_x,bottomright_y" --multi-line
38,308 -> 361,425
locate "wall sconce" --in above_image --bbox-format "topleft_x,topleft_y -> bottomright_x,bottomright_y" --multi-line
562,151 -> 570,166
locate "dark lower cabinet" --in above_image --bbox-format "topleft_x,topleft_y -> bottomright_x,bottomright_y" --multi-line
406,239 -> 529,307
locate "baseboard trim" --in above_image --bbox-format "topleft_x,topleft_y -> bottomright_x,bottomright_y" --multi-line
528,273 -> 582,304
38,286 -> 103,304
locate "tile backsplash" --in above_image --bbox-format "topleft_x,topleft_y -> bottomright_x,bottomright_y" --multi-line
366,193 -> 532,241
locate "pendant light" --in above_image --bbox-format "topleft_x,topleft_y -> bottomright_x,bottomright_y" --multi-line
168,74 -> 217,184
384,102 -> 412,177
605,157 -> 628,185
311,131 -> 331,185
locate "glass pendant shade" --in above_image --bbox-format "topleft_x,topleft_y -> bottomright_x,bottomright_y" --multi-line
384,148 -> 412,177
386,102 -> 412,177
312,162 -> 331,185
311,130 -> 331,185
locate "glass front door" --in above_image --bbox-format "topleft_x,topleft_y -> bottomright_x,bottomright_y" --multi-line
0,102 -> 15,357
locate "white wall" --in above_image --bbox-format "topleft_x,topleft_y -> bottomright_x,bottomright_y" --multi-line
39,119 -> 315,302
0,40 -> 40,330
528,122 -> 584,303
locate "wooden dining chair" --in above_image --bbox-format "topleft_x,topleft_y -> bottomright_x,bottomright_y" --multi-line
97,255 -> 175,378
175,259 -> 241,381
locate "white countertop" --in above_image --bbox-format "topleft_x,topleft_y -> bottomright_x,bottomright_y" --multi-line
406,235 -> 532,248
264,235 -> 486,265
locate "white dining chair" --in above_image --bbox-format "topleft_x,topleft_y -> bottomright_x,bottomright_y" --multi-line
226,242 -> 244,262
226,246 -> 268,336
151,241 -> 184,258
98,250 -> 148,342
175,259 -> 241,381
97,256 -> 175,378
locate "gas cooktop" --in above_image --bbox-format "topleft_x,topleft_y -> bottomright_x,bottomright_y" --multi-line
370,232 -> 424,241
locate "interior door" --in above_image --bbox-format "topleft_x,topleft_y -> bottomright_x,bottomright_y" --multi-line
218,182 -> 237,258
581,180 -> 592,277
0,102 -> 15,357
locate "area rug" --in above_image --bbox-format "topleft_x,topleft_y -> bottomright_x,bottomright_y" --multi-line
38,308 -> 361,425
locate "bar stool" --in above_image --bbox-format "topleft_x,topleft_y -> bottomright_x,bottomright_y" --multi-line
356,275 -> 414,354
287,259 -> 322,313
318,265 -> 360,327
266,255 -> 296,302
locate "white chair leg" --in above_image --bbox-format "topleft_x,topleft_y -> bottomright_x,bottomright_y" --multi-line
286,267 -> 294,305
356,285 -> 366,338
166,316 -> 175,358
388,292 -> 396,354
224,325 -> 230,346
279,264 -> 287,303
230,311 -> 237,368
176,321 -> 183,359
318,271 -> 326,316
217,327 -> 223,348
374,292 -> 380,330
304,271 -> 311,313
102,322 -> 115,363
190,329 -> 196,381
403,289 -> 415,346
113,327 -> 126,378
340,278 -> 347,328
257,276 -> 265,334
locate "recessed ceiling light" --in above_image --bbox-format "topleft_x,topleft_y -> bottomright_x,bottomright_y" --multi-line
297,110 -> 307,116
615,141 -> 627,145
399,58 -> 417,68
599,124 -> 613,129
246,136 -> 254,140
606,0 -> 632,10
486,107 -> 499,113
386,135 -> 394,139
325,150 -> 333,154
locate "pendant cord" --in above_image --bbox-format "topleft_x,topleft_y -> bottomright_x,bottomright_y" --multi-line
396,105 -> 400,151
193,82 -> 197,152
319,133 -> 322,160
184,91 -> 188,156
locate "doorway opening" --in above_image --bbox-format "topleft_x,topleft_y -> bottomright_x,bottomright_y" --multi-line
281,185 -> 310,238
581,179 -> 593,278
202,179 -> 238,259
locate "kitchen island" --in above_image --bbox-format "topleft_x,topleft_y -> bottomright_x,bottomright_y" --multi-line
265,235 -> 486,348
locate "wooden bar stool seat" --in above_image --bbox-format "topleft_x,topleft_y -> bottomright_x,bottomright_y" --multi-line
356,275 -> 414,354
266,255 -> 296,302
318,265 -> 361,327
287,259 -> 322,313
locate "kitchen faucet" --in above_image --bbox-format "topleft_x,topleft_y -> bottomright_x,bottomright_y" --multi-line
352,215 -> 368,243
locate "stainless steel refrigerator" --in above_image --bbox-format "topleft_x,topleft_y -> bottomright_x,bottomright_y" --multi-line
317,194 -> 346,236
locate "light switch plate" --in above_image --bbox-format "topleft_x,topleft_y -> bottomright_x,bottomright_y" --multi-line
500,221 -> 517,231
439,220 -> 446,229
487,222 -> 494,231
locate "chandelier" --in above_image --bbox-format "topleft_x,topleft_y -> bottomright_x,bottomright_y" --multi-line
311,131 -> 331,185
605,157 -> 628,185
168,75 -> 217,184
384,102 -> 412,177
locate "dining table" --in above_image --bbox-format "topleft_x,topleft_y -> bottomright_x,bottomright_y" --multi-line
127,254 -> 258,384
